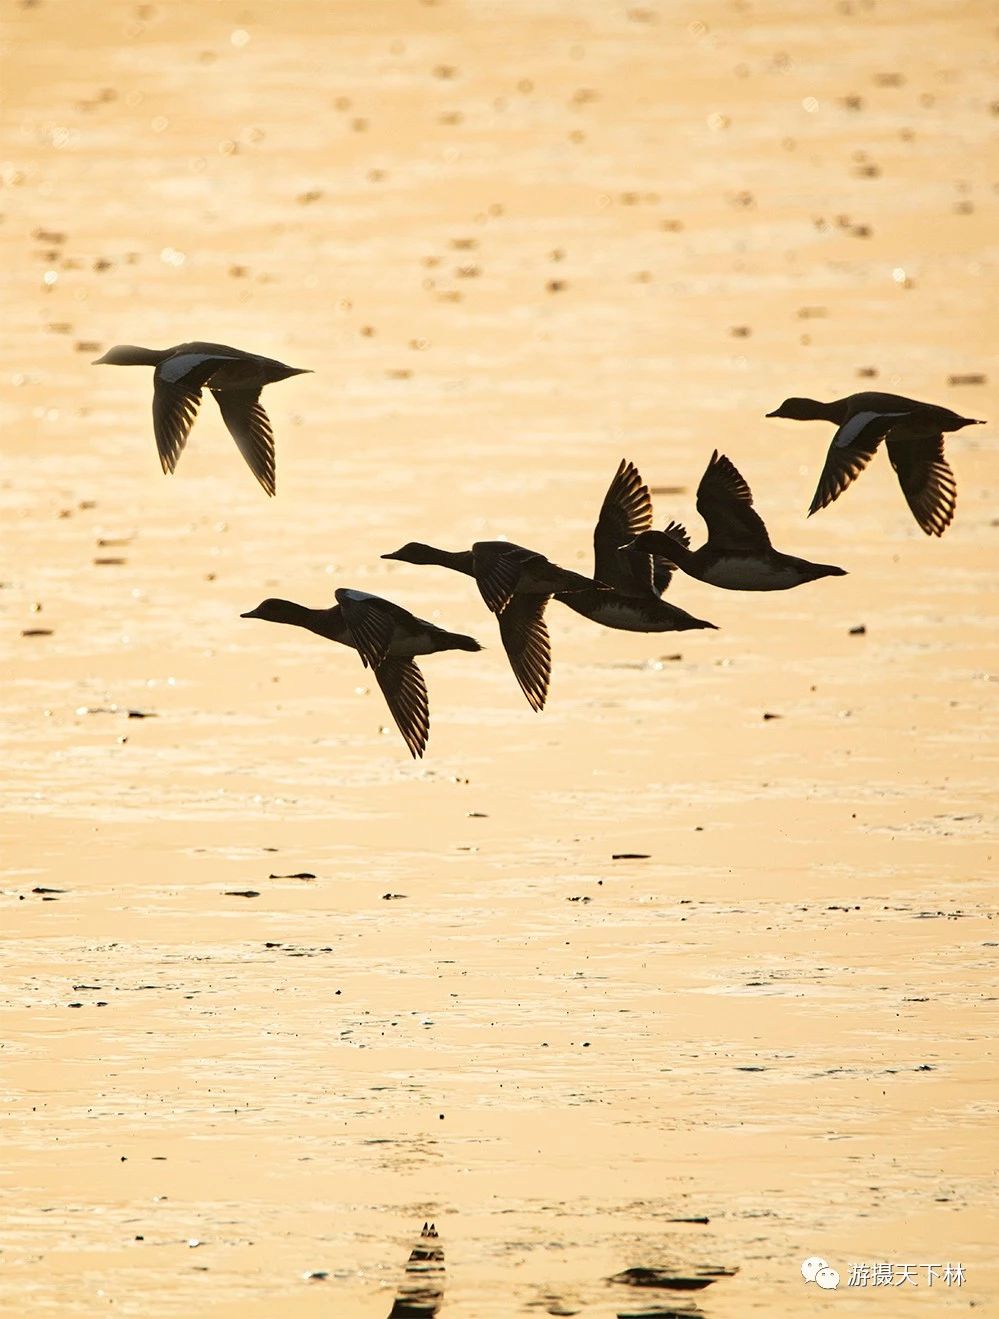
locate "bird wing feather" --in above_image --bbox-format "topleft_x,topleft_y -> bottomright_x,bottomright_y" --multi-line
473,543 -> 536,614
373,657 -> 431,759
212,388 -> 276,497
151,379 -> 202,475
593,459 -> 654,593
497,595 -> 552,713
886,434 -> 956,536
697,450 -> 771,549
336,591 -> 397,670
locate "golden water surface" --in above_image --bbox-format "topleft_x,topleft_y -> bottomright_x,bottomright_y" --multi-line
2,1 -> 996,1315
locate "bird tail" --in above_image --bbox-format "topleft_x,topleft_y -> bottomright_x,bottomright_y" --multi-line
449,633 -> 483,652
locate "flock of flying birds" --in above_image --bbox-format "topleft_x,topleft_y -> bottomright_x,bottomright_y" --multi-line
94,341 -> 985,757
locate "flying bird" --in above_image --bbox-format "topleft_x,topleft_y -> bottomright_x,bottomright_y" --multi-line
625,451 -> 846,590
766,391 -> 984,535
241,588 -> 481,758
553,458 -> 716,629
381,540 -> 597,712
93,341 -> 311,495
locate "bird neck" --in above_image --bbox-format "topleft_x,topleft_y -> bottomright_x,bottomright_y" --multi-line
418,546 -> 475,574
300,604 -> 350,642
652,531 -> 695,567
812,398 -> 850,422
267,600 -> 346,641
112,345 -> 170,366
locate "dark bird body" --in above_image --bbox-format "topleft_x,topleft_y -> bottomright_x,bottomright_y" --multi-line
93,341 -> 311,496
240,588 -> 480,758
381,540 -> 597,712
766,391 -> 984,536
554,458 -> 717,631
626,451 -> 846,590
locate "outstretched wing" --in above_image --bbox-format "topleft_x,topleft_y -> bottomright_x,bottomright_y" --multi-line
808,410 -> 908,517
497,595 -> 552,713
593,459 -> 654,593
213,388 -> 277,497
151,380 -> 202,475
151,352 -> 241,476
335,590 -> 396,670
373,657 -> 430,759
472,542 -> 535,614
697,450 -> 771,550
887,434 -> 956,536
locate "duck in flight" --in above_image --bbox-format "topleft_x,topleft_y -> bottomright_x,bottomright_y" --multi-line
553,458 -> 716,630
766,392 -> 985,536
380,540 -> 598,712
624,450 -> 847,590
93,341 -> 311,496
240,588 -> 481,758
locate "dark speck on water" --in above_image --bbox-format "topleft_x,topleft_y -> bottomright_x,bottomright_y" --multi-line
609,1264 -> 726,1290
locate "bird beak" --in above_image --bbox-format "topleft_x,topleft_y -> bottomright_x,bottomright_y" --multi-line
92,353 -> 110,365
764,409 -> 780,417
240,608 -> 260,619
